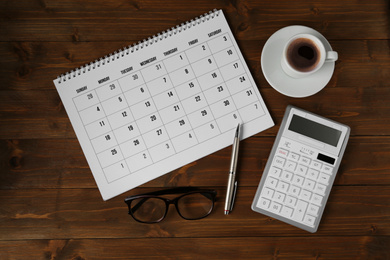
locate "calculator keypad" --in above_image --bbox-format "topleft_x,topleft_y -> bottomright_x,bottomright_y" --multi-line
256,141 -> 334,228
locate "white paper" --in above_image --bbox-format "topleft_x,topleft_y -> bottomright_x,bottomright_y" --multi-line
53,10 -> 274,200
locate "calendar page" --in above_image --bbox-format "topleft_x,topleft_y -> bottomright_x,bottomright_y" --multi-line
54,10 -> 274,200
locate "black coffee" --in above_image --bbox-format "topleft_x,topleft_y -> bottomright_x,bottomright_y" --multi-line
286,38 -> 320,72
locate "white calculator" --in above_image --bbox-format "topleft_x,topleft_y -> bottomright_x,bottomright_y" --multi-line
251,105 -> 350,232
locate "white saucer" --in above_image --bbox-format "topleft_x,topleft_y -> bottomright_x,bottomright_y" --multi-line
261,25 -> 335,98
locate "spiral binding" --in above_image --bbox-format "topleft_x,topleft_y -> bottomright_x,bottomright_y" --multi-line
56,9 -> 221,84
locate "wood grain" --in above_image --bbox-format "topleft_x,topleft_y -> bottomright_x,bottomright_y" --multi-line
0,0 -> 388,41
0,187 -> 389,240
0,236 -> 389,259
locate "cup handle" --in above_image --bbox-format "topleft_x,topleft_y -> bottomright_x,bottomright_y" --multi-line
326,51 -> 338,62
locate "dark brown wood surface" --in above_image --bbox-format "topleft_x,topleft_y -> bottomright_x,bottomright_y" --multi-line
1,0 -> 389,259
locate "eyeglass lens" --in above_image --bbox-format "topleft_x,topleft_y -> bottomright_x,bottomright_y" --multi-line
129,192 -> 214,223
131,197 -> 166,223
177,192 -> 214,220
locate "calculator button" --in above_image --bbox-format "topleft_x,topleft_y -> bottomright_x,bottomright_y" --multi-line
303,214 -> 316,227
276,148 -> 289,157
299,156 -> 311,166
285,160 -> 297,172
307,204 -> 320,216
262,187 -> 274,199
273,156 -> 286,168
295,165 -> 308,177
299,190 -> 312,202
281,171 -> 293,182
281,206 -> 294,218
318,172 -> 331,185
288,185 -> 301,197
270,201 -> 282,213
303,178 -> 316,191
281,140 -> 292,149
314,183 -> 327,196
291,175 -> 304,187
269,167 -> 282,178
273,191 -> 286,203
288,152 -> 300,161
311,194 -> 324,206
257,197 -> 271,209
285,196 -> 297,207
265,177 -> 278,189
322,165 -> 334,175
307,169 -> 319,180
276,181 -> 289,193
310,160 -> 322,170
293,200 -> 308,222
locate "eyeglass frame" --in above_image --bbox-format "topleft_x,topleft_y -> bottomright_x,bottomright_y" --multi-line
124,187 -> 217,223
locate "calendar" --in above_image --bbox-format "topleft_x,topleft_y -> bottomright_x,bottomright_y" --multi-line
54,10 -> 274,200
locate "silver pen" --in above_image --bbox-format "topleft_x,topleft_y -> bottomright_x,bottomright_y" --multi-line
224,123 -> 241,215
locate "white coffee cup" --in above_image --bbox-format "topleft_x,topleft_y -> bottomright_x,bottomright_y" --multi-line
281,33 -> 338,78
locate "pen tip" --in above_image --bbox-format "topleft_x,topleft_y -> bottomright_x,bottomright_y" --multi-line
235,123 -> 240,137
224,210 -> 229,215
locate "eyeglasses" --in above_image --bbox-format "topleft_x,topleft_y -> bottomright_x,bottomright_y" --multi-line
124,187 -> 217,223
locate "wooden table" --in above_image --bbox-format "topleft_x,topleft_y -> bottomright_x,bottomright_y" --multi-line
1,0 -> 389,259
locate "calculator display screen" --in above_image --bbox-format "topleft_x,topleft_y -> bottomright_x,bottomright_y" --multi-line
288,115 -> 342,147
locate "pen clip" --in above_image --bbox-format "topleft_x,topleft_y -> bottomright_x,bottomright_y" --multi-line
230,181 -> 238,211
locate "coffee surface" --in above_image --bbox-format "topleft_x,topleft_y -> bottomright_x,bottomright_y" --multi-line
286,38 -> 320,72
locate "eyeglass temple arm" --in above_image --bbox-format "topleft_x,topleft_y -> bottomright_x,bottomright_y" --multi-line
130,197 -> 149,213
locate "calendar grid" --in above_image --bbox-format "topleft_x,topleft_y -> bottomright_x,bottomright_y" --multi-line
183,49 -> 222,138
163,52 -> 200,145
205,35 -> 242,128
115,78 -> 142,176
96,89 -> 129,182
229,39 -> 268,119
59,10 -> 274,199
138,65 -> 172,163
72,32 -> 269,184
73,33 -> 269,183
